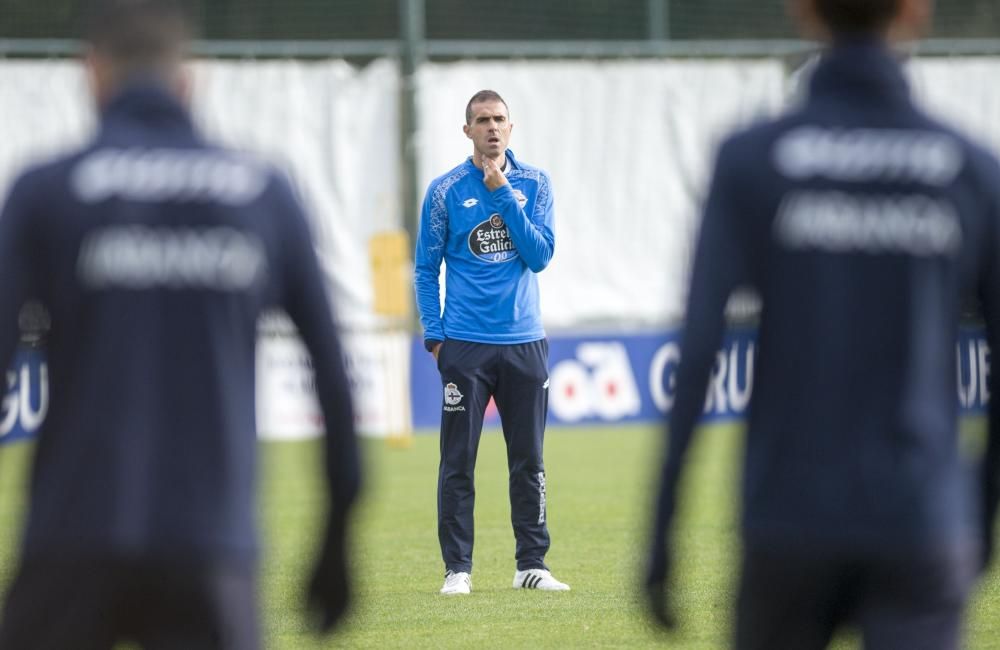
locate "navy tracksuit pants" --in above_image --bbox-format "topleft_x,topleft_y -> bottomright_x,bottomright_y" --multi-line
0,554 -> 259,650
436,338 -> 551,574
735,540 -> 977,650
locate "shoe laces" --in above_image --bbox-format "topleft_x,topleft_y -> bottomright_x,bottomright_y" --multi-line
445,571 -> 469,585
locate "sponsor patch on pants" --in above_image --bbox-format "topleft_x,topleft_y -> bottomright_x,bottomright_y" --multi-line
443,382 -> 466,412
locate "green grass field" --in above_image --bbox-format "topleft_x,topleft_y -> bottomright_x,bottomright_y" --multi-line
2,423 -> 1000,648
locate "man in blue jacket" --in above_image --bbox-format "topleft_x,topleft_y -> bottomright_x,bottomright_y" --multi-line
0,2 -> 360,648
414,90 -> 569,594
646,0 -> 1000,647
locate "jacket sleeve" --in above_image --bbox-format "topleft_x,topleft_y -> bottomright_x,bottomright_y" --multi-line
413,181 -> 447,342
490,172 -> 555,273
0,175 -> 39,384
652,140 -> 751,549
978,158 -> 1000,568
274,174 -> 361,517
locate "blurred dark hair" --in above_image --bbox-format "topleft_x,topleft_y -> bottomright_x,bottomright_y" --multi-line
81,0 -> 193,72
814,0 -> 901,34
465,90 -> 509,124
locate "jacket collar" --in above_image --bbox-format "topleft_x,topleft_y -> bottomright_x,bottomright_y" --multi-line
100,79 -> 194,132
465,148 -> 520,173
808,39 -> 912,109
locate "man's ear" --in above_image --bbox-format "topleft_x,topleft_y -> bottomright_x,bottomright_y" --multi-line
173,64 -> 193,107
84,47 -> 122,109
463,123 -> 472,139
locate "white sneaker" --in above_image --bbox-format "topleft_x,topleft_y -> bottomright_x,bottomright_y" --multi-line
513,569 -> 570,591
440,570 -> 471,595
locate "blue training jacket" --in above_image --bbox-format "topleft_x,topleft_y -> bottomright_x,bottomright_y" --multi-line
654,41 -> 1000,554
414,150 -> 555,345
0,81 -> 361,564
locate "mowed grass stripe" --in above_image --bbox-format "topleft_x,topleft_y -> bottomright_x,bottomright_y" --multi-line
1,422 -> 998,648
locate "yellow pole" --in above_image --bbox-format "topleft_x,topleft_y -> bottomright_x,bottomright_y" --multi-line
369,230 -> 414,448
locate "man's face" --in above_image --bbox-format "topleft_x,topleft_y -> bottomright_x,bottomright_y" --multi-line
463,100 -> 513,160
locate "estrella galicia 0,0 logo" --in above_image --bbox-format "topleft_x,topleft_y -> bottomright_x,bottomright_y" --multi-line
468,214 -> 518,263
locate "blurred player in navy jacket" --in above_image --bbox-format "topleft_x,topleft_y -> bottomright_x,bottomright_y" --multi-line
0,2 -> 360,648
646,0 -> 1000,648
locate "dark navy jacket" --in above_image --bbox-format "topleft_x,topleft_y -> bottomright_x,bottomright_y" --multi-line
655,42 -> 1000,554
0,82 -> 360,564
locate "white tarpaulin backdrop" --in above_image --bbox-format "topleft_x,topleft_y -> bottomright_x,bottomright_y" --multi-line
416,60 -> 786,327
0,58 -> 791,329
2,56 -> 1000,435
909,58 -> 1000,156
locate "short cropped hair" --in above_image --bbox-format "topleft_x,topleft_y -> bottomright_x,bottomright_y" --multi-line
81,0 -> 192,74
814,0 -> 901,34
465,90 -> 509,124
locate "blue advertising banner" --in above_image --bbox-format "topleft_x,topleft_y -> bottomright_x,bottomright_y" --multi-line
410,328 -> 990,430
958,327 -> 991,410
0,346 -> 48,444
0,329 -> 990,442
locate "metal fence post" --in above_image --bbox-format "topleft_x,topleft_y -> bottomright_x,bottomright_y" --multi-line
400,0 -> 425,251
647,0 -> 669,41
